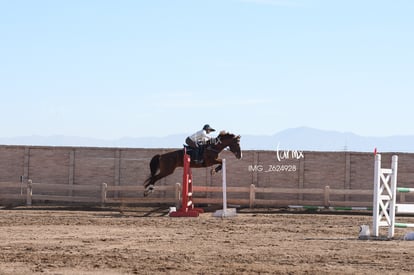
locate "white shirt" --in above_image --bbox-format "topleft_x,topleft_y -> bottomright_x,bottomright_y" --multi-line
189,129 -> 212,145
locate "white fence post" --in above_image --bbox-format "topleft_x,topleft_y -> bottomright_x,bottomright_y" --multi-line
26,179 -> 32,206
101,182 -> 107,207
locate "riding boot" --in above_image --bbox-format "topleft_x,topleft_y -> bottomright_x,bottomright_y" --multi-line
192,148 -> 203,164
193,148 -> 200,163
197,147 -> 204,164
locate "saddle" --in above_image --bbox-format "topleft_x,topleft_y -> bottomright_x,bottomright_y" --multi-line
183,145 -> 205,163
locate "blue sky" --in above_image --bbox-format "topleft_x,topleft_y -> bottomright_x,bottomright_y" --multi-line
1,0 -> 413,139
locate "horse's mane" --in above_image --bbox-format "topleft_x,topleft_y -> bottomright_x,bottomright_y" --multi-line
217,131 -> 240,142
218,130 -> 234,137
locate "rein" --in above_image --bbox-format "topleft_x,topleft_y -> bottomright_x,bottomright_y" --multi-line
206,135 -> 232,154
206,145 -> 221,154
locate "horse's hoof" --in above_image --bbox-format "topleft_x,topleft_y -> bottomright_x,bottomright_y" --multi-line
211,169 -> 216,176
144,185 -> 154,197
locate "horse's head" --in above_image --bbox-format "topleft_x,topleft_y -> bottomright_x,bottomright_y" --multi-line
215,131 -> 242,159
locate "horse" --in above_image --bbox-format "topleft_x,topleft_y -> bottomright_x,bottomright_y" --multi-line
143,131 -> 242,197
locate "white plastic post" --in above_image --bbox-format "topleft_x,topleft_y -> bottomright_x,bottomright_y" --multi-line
222,159 -> 227,213
372,154 -> 381,237
388,155 -> 398,238
213,159 -> 237,218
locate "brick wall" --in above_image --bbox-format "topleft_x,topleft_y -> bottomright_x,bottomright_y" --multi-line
1,145 -> 414,205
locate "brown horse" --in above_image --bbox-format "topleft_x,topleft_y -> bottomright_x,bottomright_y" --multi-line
143,131 -> 242,196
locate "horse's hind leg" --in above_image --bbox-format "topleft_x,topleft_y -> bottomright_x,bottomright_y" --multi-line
144,175 -> 158,197
144,155 -> 161,196
144,187 -> 153,197
144,182 -> 153,197
144,155 -> 178,197
143,171 -> 173,197
144,177 -> 158,197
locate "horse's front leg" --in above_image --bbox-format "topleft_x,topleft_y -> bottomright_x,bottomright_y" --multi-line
210,159 -> 222,176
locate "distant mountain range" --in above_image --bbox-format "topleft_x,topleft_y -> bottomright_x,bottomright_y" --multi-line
1,127 -> 413,152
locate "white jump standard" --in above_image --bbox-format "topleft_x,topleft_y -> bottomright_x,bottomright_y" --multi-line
213,159 -> 237,218
372,154 -> 414,238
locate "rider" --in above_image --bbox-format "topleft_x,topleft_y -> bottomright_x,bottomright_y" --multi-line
185,124 -> 216,163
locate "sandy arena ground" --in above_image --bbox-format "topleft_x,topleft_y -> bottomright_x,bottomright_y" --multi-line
1,206 -> 414,275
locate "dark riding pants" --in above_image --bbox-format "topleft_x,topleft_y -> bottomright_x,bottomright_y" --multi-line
185,137 -> 197,148
185,137 -> 203,162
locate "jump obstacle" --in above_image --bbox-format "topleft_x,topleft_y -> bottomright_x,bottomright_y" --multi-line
168,149 -> 236,218
169,149 -> 204,217
372,154 -> 414,238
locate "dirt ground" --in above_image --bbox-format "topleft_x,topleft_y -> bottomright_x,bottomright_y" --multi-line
1,206 -> 414,275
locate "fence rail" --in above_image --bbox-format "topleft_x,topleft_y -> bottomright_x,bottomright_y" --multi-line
0,180 -> 387,209
193,185 -> 375,208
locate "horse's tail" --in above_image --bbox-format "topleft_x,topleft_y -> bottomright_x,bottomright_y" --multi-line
144,154 -> 160,193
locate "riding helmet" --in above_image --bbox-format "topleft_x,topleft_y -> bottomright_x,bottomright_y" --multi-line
203,124 -> 216,132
